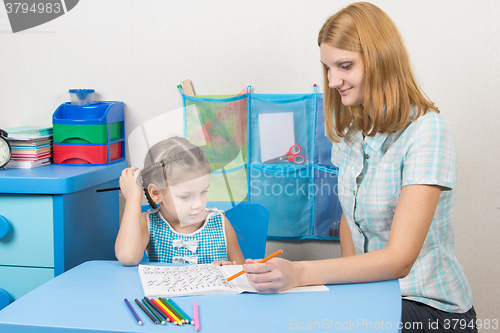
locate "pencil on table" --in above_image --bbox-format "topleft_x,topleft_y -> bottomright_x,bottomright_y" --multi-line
145,297 -> 170,324
226,249 -> 284,282
163,298 -> 187,324
134,298 -> 158,325
193,302 -> 200,331
142,298 -> 165,325
167,298 -> 193,325
124,298 -> 142,325
158,298 -> 183,324
155,298 -> 181,325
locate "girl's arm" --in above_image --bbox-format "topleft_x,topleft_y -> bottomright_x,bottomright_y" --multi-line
244,184 -> 441,293
114,168 -> 150,266
339,213 -> 356,257
213,216 -> 245,265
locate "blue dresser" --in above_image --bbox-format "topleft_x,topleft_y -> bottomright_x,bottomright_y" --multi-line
0,161 -> 127,310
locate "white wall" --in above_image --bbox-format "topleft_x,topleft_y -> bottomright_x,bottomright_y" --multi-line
1,1 -> 498,328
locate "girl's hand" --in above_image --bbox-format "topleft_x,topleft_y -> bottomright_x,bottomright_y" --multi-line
119,167 -> 143,201
211,260 -> 237,266
243,258 -> 301,294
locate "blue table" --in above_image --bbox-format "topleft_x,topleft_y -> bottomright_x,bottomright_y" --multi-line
0,260 -> 402,332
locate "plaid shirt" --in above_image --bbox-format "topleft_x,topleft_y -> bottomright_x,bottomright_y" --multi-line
147,208 -> 228,264
331,110 -> 472,313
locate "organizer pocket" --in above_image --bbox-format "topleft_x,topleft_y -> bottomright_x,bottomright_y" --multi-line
313,166 -> 343,239
249,164 -> 312,239
249,94 -> 315,165
184,95 -> 248,171
181,89 -> 343,241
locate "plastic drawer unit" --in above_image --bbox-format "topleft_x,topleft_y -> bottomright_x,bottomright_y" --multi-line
0,160 -> 128,310
52,101 -> 125,165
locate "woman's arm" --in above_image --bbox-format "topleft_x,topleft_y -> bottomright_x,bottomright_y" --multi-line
339,213 -> 356,257
213,216 -> 245,265
244,184 -> 441,293
114,168 -> 150,266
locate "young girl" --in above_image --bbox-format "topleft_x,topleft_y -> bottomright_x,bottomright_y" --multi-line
115,136 -> 244,267
244,3 -> 476,332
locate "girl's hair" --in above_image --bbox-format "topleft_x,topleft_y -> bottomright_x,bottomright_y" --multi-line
318,2 -> 438,142
140,137 -> 212,209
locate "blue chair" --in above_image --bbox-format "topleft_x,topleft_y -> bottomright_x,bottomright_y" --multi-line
140,201 -> 269,260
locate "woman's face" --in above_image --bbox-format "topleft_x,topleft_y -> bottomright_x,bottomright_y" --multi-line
320,43 -> 366,107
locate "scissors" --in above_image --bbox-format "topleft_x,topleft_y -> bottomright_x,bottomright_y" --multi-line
264,144 -> 305,164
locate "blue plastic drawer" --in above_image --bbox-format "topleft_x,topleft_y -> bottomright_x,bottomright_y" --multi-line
0,194 -> 54,267
52,101 -> 124,125
0,266 -> 54,302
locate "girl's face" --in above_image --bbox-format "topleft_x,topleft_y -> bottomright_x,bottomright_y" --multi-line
320,43 -> 366,107
158,173 -> 211,228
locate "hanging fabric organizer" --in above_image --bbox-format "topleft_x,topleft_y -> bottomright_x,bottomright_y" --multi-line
179,86 -> 342,241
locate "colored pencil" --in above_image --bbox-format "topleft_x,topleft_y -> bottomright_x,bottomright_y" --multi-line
135,298 -> 158,325
167,298 -> 193,325
159,298 -> 183,323
194,302 -> 200,331
158,298 -> 183,324
142,298 -> 165,325
226,249 -> 284,282
146,297 -> 170,324
163,298 -> 188,324
154,298 -> 176,324
151,298 -> 174,324
155,298 -> 181,325
124,298 -> 142,325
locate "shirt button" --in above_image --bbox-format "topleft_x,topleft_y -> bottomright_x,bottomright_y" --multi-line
365,154 -> 370,159
353,190 -> 356,196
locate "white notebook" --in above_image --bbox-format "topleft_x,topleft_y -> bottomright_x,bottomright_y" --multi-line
138,264 -> 328,297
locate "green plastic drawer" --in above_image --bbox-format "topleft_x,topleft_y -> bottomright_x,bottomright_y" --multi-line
0,194 -> 54,268
0,266 -> 54,301
53,122 -> 122,144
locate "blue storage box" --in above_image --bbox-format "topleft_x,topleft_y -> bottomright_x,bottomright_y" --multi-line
52,102 -> 125,165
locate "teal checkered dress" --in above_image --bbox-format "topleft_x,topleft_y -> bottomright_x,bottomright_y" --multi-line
331,109 -> 473,313
146,208 -> 228,264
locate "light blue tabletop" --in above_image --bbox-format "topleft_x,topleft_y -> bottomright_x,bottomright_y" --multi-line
0,260 -> 402,332
0,161 -> 128,194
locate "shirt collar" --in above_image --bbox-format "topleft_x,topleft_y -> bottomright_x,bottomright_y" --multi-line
343,129 -> 389,153
363,132 -> 389,152
343,130 -> 363,152
342,105 -> 418,153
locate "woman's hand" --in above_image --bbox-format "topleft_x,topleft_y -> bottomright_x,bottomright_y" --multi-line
243,258 -> 302,294
211,260 -> 237,266
119,167 -> 143,201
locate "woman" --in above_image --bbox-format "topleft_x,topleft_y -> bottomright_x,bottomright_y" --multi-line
244,3 -> 476,332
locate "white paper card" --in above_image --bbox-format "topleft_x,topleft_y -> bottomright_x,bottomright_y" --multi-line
259,112 -> 295,162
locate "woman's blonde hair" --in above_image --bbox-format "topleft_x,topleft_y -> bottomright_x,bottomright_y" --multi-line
140,137 -> 212,209
318,2 -> 438,142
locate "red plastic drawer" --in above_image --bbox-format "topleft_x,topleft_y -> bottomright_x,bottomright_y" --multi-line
53,142 -> 122,164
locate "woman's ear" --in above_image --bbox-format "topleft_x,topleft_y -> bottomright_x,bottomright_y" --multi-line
148,184 -> 163,204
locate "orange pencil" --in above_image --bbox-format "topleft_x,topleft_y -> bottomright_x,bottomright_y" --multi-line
226,249 -> 283,282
